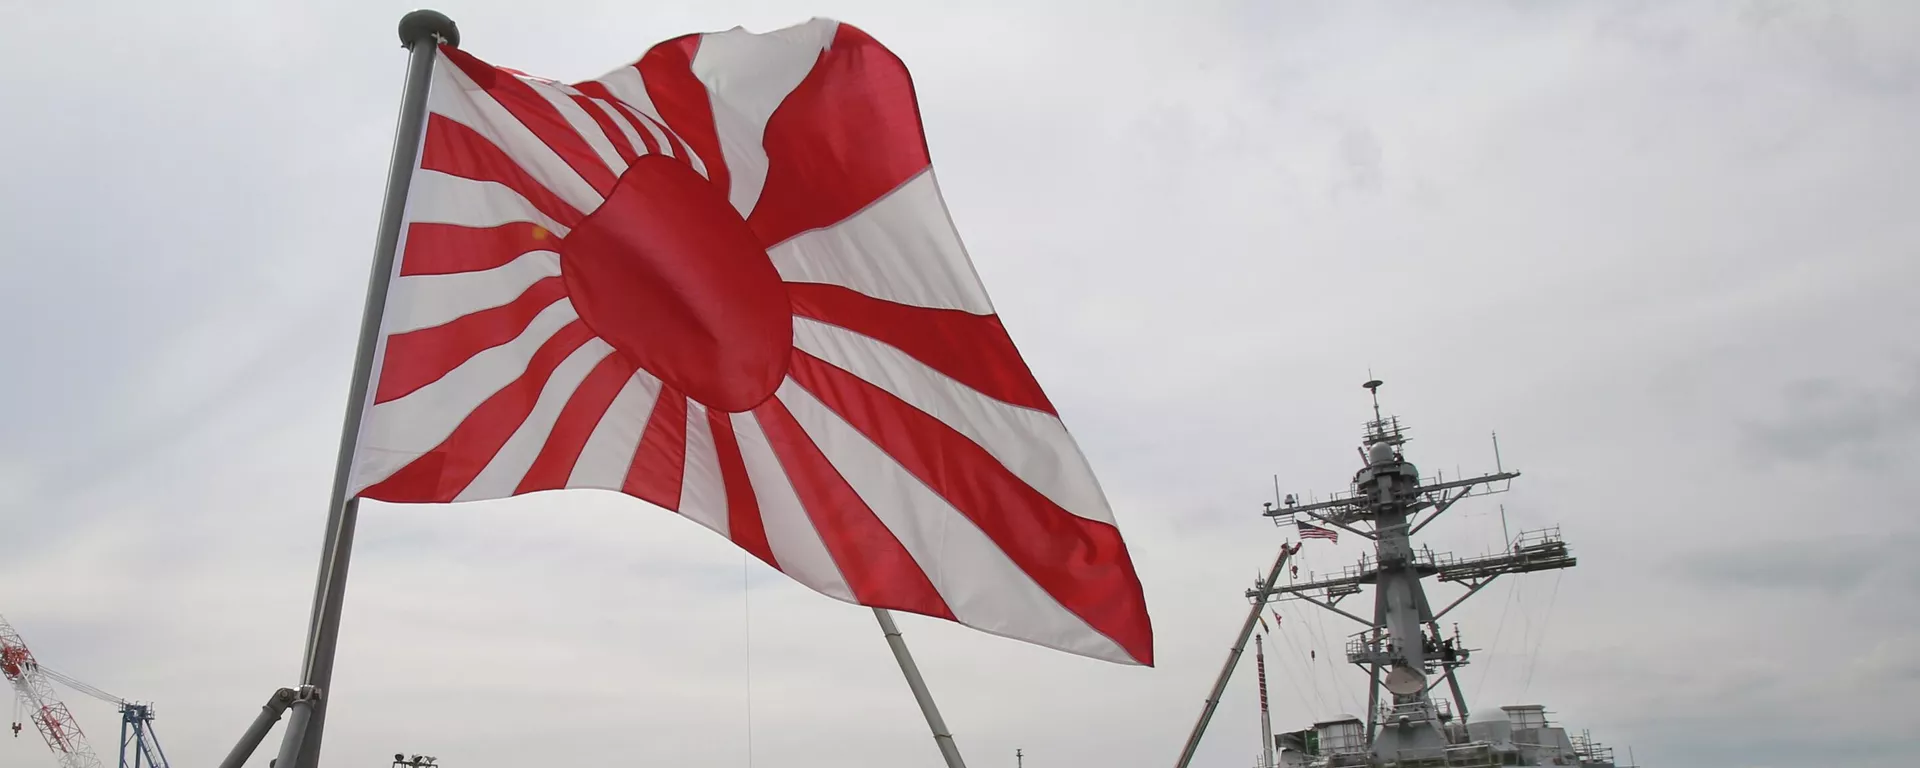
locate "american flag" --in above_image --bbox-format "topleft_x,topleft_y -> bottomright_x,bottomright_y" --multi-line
1296,520 -> 1338,542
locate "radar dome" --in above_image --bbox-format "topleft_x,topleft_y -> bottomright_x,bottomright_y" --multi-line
1367,442 -> 1396,466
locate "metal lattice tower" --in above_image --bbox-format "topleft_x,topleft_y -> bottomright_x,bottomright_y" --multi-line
1253,380 -> 1577,762
2,615 -> 103,768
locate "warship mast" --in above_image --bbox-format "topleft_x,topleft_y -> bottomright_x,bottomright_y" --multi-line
1254,380 -> 1578,764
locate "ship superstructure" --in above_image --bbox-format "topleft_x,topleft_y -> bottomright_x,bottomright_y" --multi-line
1253,381 -> 1633,768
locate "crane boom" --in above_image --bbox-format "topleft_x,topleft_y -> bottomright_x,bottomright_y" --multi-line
38,668 -> 124,708
1,614 -> 169,768
1,614 -> 104,768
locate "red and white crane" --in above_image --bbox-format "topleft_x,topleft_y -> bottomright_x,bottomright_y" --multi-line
2,613 -> 103,768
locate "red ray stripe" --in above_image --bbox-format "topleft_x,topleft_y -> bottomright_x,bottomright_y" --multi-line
787,352 -> 1152,665
373,276 -> 569,405
565,92 -> 638,164
623,392 -> 687,509
515,353 -> 639,493
748,23 -> 931,248
400,221 -> 560,277
754,397 -> 954,619
421,114 -> 586,229
708,410 -> 779,568
573,82 -> 662,157
788,283 -> 1056,415
635,35 -> 730,192
441,46 -> 619,196
360,322 -> 598,503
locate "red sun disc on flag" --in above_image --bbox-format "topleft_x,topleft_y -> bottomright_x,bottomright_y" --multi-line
559,153 -> 793,412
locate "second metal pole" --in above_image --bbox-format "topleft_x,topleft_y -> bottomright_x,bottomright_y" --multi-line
214,689 -> 295,768
1174,542 -> 1297,768
874,608 -> 968,768
274,694 -> 316,768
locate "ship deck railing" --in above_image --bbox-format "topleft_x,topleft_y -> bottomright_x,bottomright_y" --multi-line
1372,698 -> 1455,726
1262,526 -> 1574,605
1375,743 -> 1513,768
1569,730 -> 1617,764
1431,527 -> 1575,583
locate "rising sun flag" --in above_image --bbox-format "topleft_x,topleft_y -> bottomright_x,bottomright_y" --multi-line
343,17 -> 1152,666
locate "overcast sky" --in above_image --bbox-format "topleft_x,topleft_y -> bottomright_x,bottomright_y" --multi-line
3,1 -> 1917,767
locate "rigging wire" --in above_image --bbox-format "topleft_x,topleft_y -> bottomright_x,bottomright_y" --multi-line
1320,633 -> 1356,715
743,553 -> 754,768
1511,579 -> 1533,696
1471,577 -> 1520,704
1269,625 -> 1320,719
1271,552 -> 1332,717
1519,571 -> 1563,695
1297,553 -> 1357,715
1309,573 -> 1359,715
1285,555 -> 1335,715
1275,617 -> 1328,716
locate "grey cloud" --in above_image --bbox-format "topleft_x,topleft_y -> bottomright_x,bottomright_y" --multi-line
1679,533 -> 1920,596
1739,0 -> 1920,96
1742,365 -> 1920,470
1334,124 -> 1385,197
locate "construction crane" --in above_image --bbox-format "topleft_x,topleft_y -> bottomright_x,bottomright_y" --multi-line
1,614 -> 168,768
2,614 -> 100,768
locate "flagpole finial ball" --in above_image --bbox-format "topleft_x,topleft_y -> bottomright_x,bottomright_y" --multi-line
398,10 -> 459,48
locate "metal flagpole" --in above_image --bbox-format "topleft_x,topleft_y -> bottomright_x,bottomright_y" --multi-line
275,11 -> 459,768
873,608 -> 968,768
1174,541 -> 1297,768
